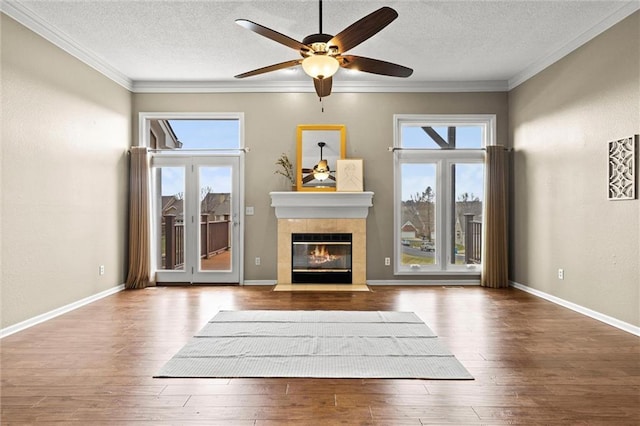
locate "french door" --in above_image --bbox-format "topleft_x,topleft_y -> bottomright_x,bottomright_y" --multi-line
151,155 -> 241,284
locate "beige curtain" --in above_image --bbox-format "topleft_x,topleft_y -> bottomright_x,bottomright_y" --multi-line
481,145 -> 509,288
125,147 -> 151,289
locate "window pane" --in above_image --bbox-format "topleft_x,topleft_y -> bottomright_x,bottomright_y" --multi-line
452,163 -> 484,265
199,166 -> 232,272
400,163 -> 437,266
158,167 -> 185,270
150,119 -> 240,150
400,124 -> 484,149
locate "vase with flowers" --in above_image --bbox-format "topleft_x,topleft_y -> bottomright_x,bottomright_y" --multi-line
274,153 -> 296,190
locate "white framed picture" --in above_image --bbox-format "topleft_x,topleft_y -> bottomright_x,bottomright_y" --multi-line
336,159 -> 364,192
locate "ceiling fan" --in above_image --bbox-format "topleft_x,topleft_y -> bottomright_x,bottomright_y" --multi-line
234,0 -> 413,98
302,142 -> 334,184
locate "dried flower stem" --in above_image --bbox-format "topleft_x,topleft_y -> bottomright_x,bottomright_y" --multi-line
274,153 -> 296,185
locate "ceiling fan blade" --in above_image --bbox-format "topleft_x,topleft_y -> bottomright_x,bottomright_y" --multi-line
302,174 -> 316,184
301,168 -> 314,173
328,7 -> 398,53
328,175 -> 336,181
236,19 -> 310,53
234,59 -> 301,78
313,77 -> 333,98
339,55 -> 413,77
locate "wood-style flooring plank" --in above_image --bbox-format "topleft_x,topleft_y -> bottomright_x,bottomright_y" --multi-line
1,285 -> 639,424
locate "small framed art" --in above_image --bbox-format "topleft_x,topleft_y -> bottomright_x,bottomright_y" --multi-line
336,159 -> 364,192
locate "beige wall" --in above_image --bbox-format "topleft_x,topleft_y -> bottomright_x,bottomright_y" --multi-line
1,15 -> 131,328
509,12 -> 639,326
6,8 -> 635,331
133,91 -> 508,283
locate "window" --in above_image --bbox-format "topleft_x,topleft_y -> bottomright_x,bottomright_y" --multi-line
147,118 -> 241,151
393,115 -> 495,275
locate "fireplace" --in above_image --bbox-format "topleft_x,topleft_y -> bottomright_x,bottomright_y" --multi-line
270,191 -> 373,285
291,233 -> 352,284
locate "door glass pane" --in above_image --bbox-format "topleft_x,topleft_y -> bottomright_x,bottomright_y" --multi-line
400,163 -> 437,267
199,166 -> 232,271
452,163 -> 484,265
158,167 -> 185,270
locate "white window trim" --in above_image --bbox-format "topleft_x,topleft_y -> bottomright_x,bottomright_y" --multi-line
393,114 -> 496,276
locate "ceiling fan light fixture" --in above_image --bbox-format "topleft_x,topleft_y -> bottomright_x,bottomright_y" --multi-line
235,3 -> 412,98
313,159 -> 330,181
301,55 -> 339,79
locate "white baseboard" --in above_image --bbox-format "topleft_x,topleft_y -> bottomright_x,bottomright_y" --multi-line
510,281 -> 640,337
242,280 -> 277,286
8,280 -> 634,338
367,279 -> 480,286
1,284 -> 126,339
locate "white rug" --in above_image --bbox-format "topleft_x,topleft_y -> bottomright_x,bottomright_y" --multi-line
155,310 -> 473,379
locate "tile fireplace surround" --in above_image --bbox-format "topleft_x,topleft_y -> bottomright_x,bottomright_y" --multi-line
270,192 -> 374,285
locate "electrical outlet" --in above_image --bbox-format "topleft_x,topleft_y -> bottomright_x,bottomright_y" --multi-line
558,268 -> 564,280
255,257 -> 261,266
99,265 -> 105,275
384,257 -> 391,266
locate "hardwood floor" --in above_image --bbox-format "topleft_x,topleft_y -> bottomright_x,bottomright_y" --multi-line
1,285 -> 639,425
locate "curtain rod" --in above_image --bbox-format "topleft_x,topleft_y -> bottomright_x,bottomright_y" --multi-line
128,147 -> 250,154
387,146 -> 512,152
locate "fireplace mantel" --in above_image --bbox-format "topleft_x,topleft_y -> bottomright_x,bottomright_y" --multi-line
270,191 -> 374,219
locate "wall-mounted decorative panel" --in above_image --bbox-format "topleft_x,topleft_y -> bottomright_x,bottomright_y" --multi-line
608,135 -> 637,200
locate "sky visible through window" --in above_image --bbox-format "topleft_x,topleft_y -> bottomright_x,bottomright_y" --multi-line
159,120 -> 239,195
401,164 -> 484,203
401,125 -> 484,201
168,119 -> 239,150
160,167 -> 184,197
401,126 -> 482,149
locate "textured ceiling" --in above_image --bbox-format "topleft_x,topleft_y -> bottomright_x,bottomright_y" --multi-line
3,0 -> 638,91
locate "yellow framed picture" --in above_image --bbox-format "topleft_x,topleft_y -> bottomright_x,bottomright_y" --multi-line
296,124 -> 346,191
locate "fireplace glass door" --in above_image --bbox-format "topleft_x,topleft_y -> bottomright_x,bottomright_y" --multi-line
291,233 -> 352,283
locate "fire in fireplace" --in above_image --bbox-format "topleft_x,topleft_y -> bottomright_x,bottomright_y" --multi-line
291,233 -> 352,283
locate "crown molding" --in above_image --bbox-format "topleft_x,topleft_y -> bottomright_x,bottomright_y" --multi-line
508,0 -> 640,90
1,0 -> 133,91
131,79 -> 510,93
